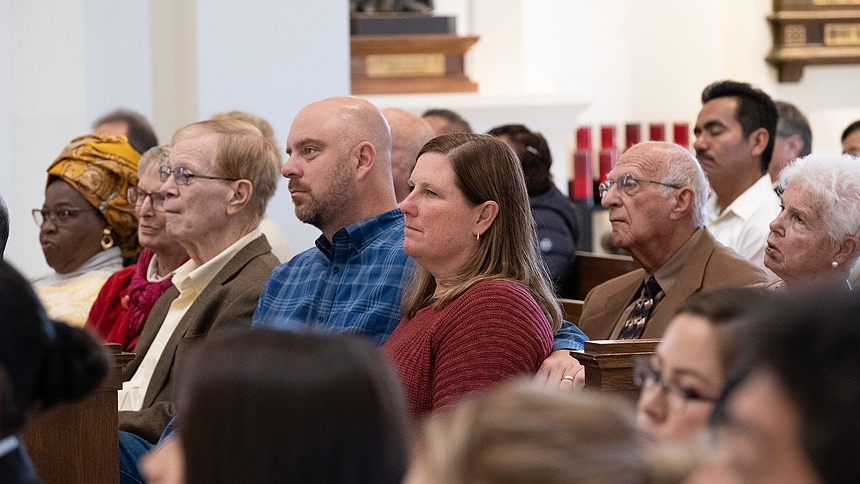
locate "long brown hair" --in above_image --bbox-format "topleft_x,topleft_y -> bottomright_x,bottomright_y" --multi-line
401,134 -> 561,331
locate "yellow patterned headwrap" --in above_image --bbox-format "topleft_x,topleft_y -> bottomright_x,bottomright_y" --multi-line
46,134 -> 141,259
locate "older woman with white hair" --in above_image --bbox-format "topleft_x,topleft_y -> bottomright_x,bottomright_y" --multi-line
766,153 -> 860,290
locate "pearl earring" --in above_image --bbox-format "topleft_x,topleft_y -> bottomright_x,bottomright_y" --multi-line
832,261 -> 839,268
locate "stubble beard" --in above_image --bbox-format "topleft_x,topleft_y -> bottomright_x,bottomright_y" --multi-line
294,161 -> 355,231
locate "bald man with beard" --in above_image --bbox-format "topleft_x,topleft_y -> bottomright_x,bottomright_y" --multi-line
253,96 -> 414,343
382,107 -> 436,203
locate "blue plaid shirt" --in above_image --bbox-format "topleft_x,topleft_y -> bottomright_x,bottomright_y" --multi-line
555,319 -> 588,351
253,209 -> 414,345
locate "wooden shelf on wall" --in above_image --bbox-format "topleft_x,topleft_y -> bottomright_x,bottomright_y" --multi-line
351,34 -> 479,95
768,3 -> 860,82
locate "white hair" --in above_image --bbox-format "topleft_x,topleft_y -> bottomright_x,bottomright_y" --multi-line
652,143 -> 709,227
779,153 -> 860,246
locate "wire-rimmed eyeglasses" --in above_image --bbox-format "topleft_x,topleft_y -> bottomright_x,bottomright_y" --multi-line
32,207 -> 96,227
127,187 -> 165,209
598,174 -> 682,198
633,356 -> 718,412
158,166 -> 239,185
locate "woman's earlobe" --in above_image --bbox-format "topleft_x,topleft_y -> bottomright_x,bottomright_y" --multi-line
837,235 -> 860,264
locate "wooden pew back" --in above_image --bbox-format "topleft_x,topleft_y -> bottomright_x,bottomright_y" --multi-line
559,298 -> 584,325
571,339 -> 660,400
21,344 -> 133,484
567,251 -> 639,300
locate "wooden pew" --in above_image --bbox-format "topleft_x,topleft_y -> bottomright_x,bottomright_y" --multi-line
559,297 -> 584,324
566,251 -> 639,300
21,344 -> 134,484
571,339 -> 660,400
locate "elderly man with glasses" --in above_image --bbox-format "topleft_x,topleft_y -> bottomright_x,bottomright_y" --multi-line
117,118 -> 281,448
576,142 -> 768,340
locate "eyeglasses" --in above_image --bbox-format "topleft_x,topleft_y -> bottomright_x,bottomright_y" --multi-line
633,356 -> 718,411
158,165 -> 239,185
598,174 -> 682,198
32,207 -> 96,227
127,187 -> 166,208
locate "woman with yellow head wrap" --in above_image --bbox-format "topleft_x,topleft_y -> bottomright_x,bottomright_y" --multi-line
31,133 -> 141,326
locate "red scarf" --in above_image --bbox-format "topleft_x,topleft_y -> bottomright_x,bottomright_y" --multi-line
125,248 -> 186,337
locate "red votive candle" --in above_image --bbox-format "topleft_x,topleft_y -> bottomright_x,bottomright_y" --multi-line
598,125 -> 616,183
673,122 -> 690,149
572,126 -> 593,201
649,123 -> 665,142
625,123 -> 641,151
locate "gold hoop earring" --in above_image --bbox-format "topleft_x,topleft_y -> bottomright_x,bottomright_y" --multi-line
101,228 -> 115,250
476,232 -> 481,241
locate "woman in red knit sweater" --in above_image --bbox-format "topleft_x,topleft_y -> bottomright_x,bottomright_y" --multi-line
383,134 -> 561,417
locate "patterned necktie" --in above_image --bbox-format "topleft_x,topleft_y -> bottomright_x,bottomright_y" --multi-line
618,276 -> 661,339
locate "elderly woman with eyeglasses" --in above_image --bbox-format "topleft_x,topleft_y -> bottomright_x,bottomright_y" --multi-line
766,153 -> 860,291
31,134 -> 141,326
86,146 -> 189,351
635,288 -> 770,443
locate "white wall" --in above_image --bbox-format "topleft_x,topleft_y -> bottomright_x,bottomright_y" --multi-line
1,0 -> 90,279
3,0 -> 860,277
85,0 -> 153,125
194,0 -> 350,260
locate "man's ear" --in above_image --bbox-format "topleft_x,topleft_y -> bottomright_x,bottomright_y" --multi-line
749,127 -> 770,159
669,186 -> 695,220
355,141 -> 376,180
226,179 -> 253,215
786,134 -> 805,160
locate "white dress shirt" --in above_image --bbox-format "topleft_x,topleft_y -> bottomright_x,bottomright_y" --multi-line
705,174 -> 780,276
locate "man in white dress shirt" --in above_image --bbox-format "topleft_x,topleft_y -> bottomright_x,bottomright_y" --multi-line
693,80 -> 780,276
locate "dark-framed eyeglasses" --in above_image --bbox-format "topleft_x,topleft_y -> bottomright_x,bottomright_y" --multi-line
32,207 -> 96,227
633,356 -> 718,411
158,165 -> 239,185
598,174 -> 682,198
127,187 -> 166,208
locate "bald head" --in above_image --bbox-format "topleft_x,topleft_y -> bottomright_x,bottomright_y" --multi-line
284,96 -> 397,240
627,142 -> 709,227
382,108 -> 435,202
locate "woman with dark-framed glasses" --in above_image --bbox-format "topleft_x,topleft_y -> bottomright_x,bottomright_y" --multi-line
86,146 -> 189,351
30,134 -> 141,326
634,287 -> 771,443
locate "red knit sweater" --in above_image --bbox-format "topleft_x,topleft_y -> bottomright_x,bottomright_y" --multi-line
382,280 -> 553,417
